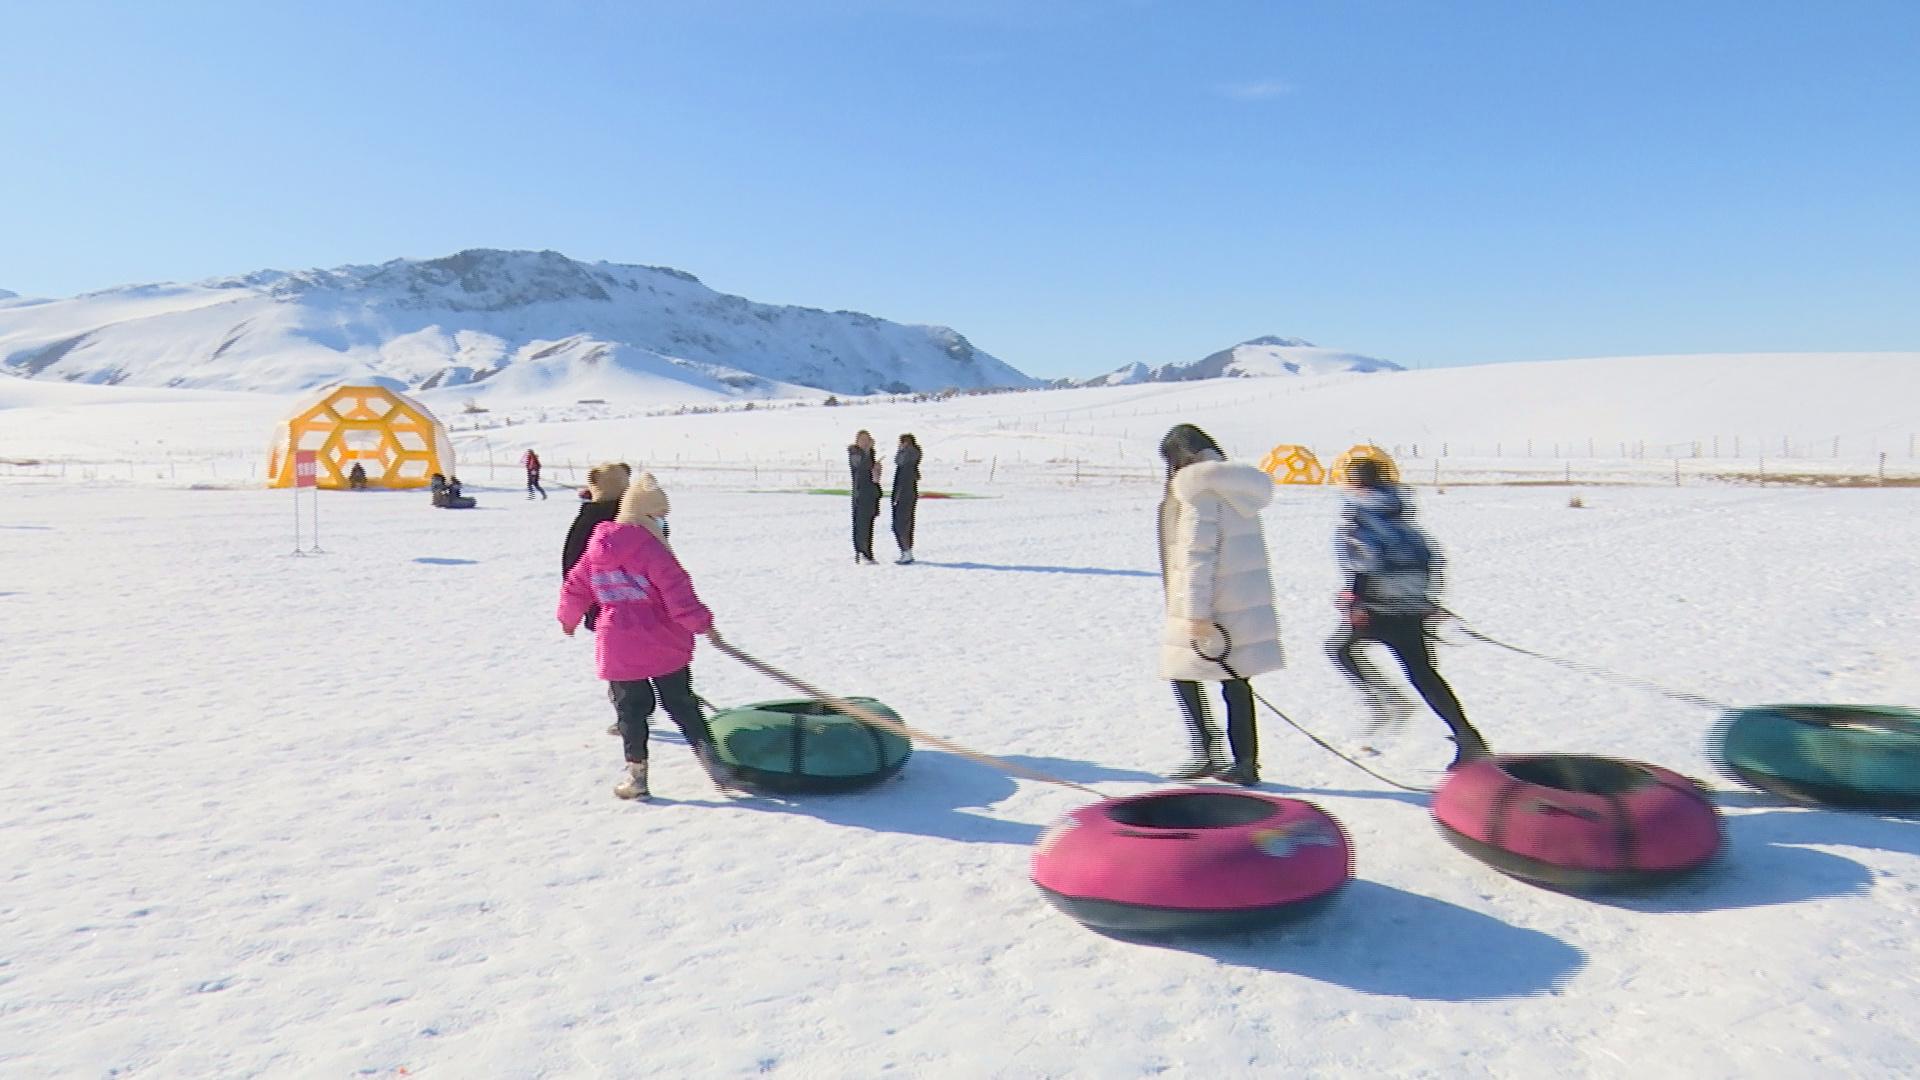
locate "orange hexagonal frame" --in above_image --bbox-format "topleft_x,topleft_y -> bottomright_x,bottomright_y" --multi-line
267,385 -> 454,490
1326,444 -> 1400,486
1259,444 -> 1326,485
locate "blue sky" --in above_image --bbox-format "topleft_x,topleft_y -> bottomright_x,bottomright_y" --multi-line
3,0 -> 1916,379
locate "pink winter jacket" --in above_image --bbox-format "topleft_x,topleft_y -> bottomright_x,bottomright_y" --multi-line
557,521 -> 714,681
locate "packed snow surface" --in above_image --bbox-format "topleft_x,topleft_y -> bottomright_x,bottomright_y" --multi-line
3,354 -> 1919,1077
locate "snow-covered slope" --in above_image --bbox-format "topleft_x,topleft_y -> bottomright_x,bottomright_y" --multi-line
0,249 -> 1037,400
1071,335 -> 1402,386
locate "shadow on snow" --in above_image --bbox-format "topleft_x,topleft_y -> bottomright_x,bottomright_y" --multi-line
1118,879 -> 1588,1001
912,560 -> 1157,579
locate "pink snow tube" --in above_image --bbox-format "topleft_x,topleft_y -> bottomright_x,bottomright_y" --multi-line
1032,789 -> 1352,934
1433,755 -> 1722,890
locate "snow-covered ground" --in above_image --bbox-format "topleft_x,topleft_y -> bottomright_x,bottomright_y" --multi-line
3,360 -> 1919,1077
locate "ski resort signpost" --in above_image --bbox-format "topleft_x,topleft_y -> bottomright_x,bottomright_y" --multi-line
291,450 -> 323,556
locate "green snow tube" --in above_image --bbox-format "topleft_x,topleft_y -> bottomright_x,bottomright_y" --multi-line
1714,705 -> 1920,809
706,697 -> 912,793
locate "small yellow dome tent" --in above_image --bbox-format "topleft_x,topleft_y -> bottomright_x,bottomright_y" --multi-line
266,384 -> 454,490
1258,444 -> 1326,485
1326,444 -> 1400,485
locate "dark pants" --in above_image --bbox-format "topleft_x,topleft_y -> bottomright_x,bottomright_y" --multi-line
608,667 -> 711,763
852,493 -> 880,558
1173,678 -> 1257,766
527,473 -> 546,498
1328,614 -> 1473,735
891,497 -> 916,552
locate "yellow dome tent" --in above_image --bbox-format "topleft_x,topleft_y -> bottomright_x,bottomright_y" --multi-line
1326,444 -> 1400,485
1258,444 -> 1326,485
266,384 -> 454,490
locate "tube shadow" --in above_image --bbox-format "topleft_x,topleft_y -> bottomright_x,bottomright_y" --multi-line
1116,879 -> 1587,1001
913,560 -> 1157,579
414,557 -> 480,566
1525,813 -> 1875,913
0,524 -> 54,530
731,749 -> 1042,846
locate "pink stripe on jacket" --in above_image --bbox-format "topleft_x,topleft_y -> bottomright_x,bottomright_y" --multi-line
558,520 -> 714,681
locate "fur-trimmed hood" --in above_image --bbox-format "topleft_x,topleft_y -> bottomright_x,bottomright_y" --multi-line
1171,459 -> 1276,517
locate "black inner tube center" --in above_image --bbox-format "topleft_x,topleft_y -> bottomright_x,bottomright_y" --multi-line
1106,793 -> 1279,829
1500,756 -> 1653,795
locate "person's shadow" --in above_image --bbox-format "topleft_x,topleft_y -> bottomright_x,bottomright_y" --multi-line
912,560 -> 1157,579
724,749 -> 1043,846
1110,879 -> 1587,1000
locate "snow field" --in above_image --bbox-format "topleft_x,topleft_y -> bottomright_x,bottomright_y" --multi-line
4,470 -> 1919,1078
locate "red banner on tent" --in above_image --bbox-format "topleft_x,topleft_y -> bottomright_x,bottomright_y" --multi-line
294,450 -> 319,488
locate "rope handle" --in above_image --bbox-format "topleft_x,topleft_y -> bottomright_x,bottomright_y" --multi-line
1190,622 -> 1434,794
705,630 -> 1103,797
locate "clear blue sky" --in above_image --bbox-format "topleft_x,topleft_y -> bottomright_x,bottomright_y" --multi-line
3,0 -> 1916,379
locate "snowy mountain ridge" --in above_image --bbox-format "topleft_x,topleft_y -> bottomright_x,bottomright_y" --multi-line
0,249 -> 1038,402
1064,335 -> 1402,386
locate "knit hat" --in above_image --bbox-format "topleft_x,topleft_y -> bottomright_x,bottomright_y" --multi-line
615,472 -> 670,542
586,461 -> 632,502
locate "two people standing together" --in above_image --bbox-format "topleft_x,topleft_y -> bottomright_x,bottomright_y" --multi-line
848,430 -> 921,565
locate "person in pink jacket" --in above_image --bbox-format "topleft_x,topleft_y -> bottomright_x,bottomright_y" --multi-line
558,479 -> 733,800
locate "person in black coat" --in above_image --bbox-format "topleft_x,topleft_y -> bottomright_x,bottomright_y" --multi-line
890,433 -> 921,564
848,430 -> 882,564
562,462 -> 632,629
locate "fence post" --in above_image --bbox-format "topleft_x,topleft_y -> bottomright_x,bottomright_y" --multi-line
1674,459 -> 1681,486
1879,452 -> 1887,485
989,456 -> 997,483
1432,459 -> 1440,485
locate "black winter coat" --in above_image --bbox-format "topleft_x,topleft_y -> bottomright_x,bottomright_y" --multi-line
563,499 -> 620,577
891,444 -> 921,504
849,446 -> 882,505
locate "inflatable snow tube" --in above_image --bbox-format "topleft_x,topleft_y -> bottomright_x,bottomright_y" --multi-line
705,697 -> 911,793
1714,705 -> 1920,809
1031,789 -> 1352,934
1433,755 -> 1721,890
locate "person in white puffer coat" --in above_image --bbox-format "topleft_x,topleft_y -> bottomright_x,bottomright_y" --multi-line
1156,424 -> 1285,785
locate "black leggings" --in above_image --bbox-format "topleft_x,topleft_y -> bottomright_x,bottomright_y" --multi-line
608,667 -> 712,763
1173,678 -> 1257,765
852,493 -> 880,558
1328,615 -> 1471,733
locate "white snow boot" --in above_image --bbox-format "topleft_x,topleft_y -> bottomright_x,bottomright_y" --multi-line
613,761 -> 651,800
895,549 -> 914,564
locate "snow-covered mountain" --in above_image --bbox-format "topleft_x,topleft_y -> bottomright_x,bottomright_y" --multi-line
0,250 -> 1037,402
1066,335 -> 1402,387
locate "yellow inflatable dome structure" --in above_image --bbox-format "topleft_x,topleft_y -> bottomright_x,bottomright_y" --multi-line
266,384 -> 454,490
1326,444 -> 1400,486
1258,444 -> 1326,485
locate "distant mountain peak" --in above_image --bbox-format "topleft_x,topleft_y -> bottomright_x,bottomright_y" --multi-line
0,249 -> 1037,399
1061,336 -> 1400,387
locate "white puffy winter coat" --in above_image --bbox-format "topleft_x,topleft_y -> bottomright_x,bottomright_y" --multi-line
1157,458 -> 1285,681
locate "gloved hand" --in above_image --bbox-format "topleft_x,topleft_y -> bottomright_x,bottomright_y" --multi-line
1337,591 -> 1369,630
1187,618 -> 1214,641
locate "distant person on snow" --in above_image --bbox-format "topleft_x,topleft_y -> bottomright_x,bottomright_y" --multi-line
1156,424 -> 1284,785
347,462 -> 369,490
891,433 -> 921,564
1328,456 -> 1489,769
848,430 -> 883,564
523,448 -> 546,500
558,478 -> 733,801
562,462 -> 633,631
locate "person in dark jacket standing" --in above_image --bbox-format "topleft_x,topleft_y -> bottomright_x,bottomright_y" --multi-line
848,430 -> 882,564
1328,457 -> 1490,769
523,448 -> 547,500
562,462 -> 633,629
890,433 -> 921,564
